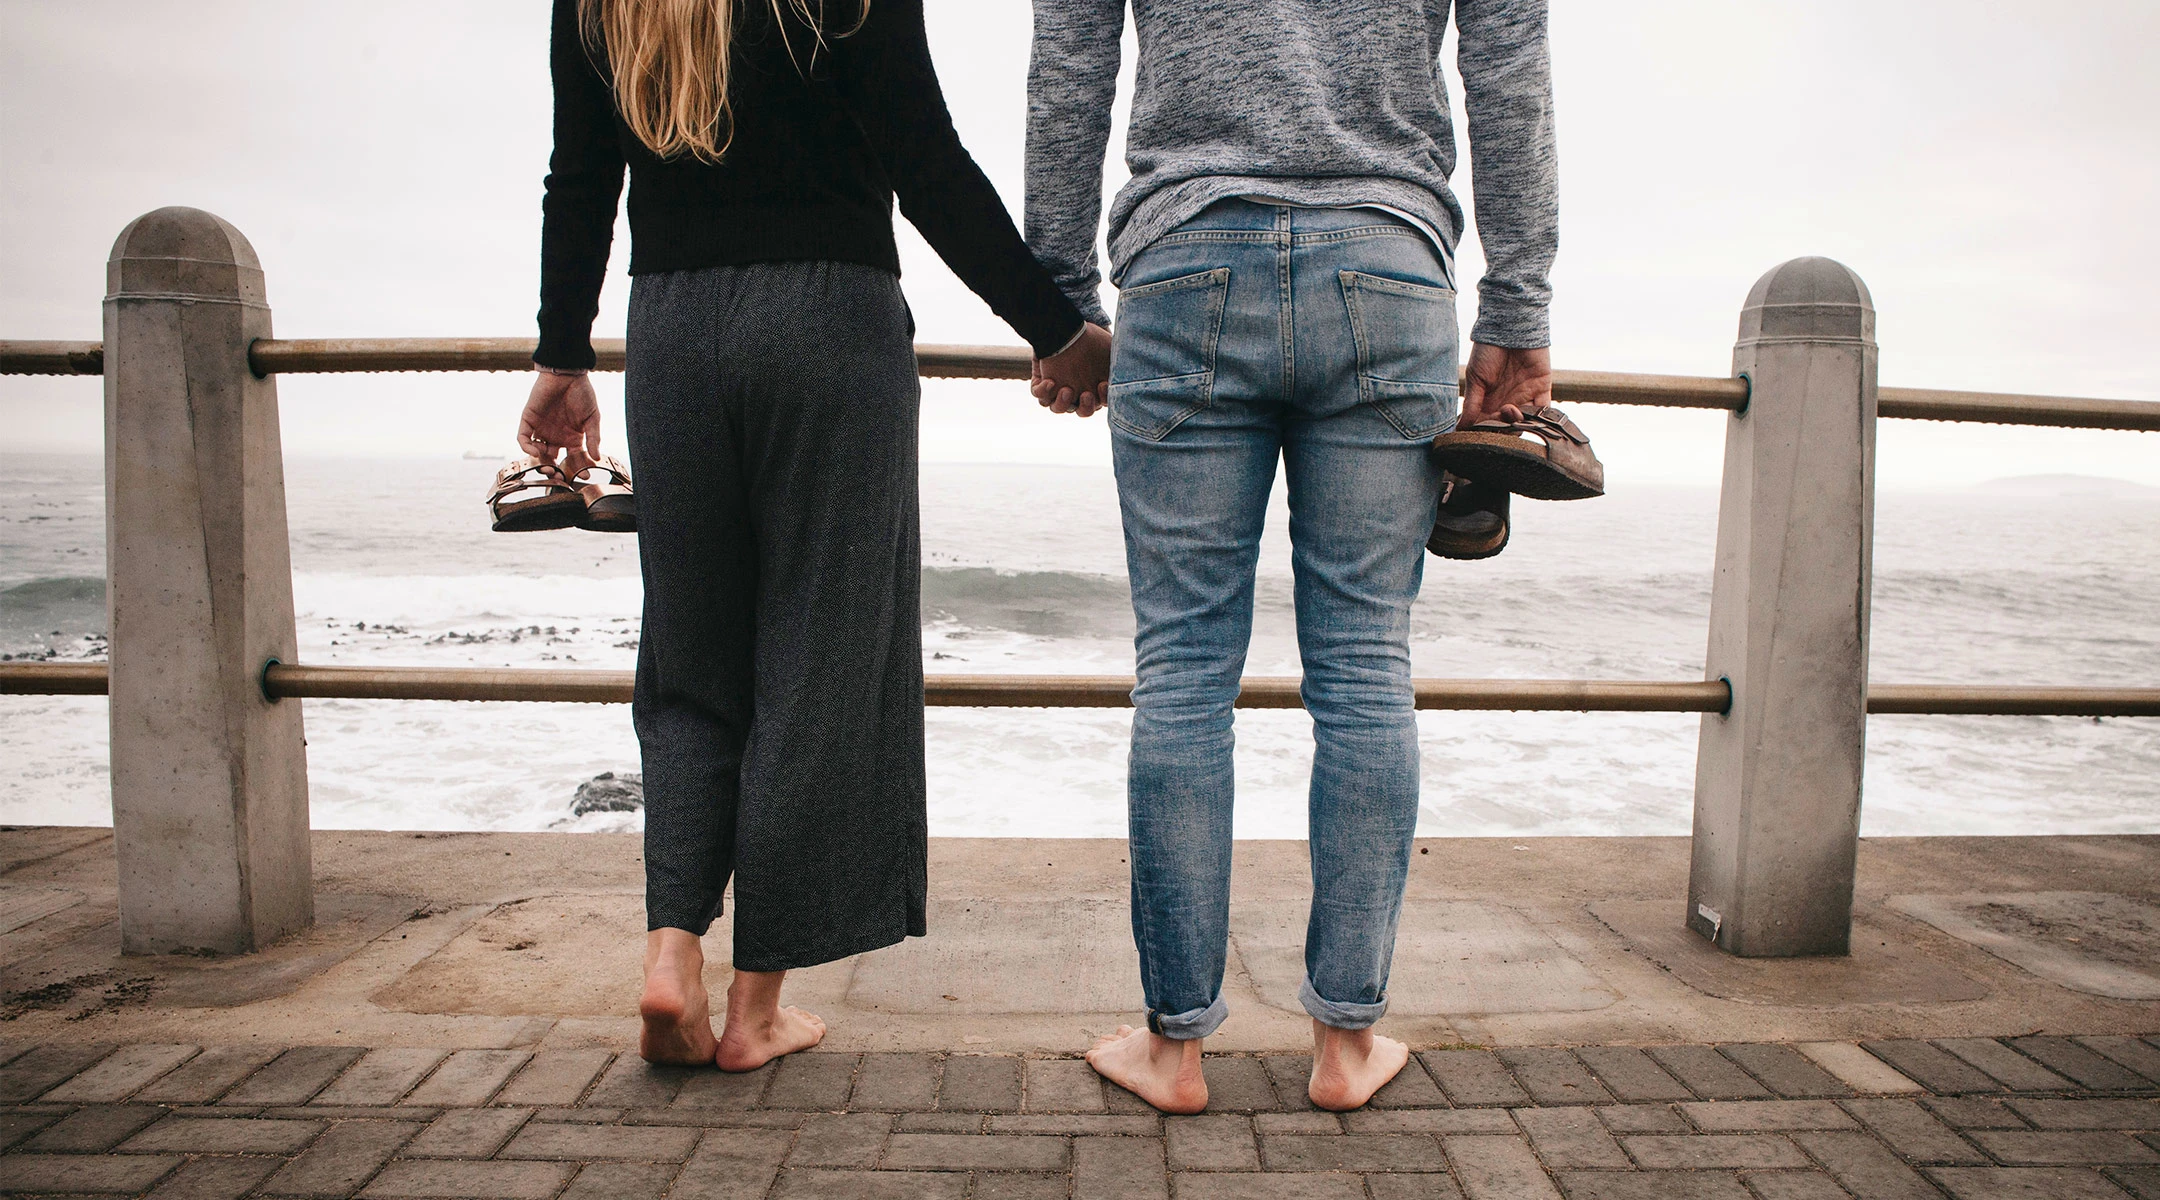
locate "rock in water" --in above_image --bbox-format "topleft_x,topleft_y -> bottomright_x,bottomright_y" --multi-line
572,772 -> 643,815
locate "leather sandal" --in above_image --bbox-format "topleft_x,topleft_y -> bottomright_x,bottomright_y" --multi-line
574,456 -> 636,533
1427,471 -> 1510,560
487,458 -> 585,532
1430,406 -> 1605,501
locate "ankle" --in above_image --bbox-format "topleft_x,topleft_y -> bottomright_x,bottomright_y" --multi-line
1313,1020 -> 1375,1057
645,928 -> 705,980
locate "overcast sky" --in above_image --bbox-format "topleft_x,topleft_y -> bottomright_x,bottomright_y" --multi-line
3,0 -> 2155,487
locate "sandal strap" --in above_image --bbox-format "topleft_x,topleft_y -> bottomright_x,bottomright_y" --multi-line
1466,406 -> 1590,446
486,457 -> 574,504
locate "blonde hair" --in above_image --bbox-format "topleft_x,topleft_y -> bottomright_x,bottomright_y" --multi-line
580,0 -> 867,164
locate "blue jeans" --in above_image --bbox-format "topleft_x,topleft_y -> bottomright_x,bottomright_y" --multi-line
1112,199 -> 1456,1039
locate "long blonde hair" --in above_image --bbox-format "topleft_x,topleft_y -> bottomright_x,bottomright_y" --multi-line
579,0 -> 868,164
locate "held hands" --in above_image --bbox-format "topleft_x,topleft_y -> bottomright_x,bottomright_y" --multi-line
518,370 -> 603,478
1461,343 -> 1554,426
1030,322 -> 1113,418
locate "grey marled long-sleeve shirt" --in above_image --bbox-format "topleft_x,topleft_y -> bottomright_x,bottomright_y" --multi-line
1025,0 -> 1557,348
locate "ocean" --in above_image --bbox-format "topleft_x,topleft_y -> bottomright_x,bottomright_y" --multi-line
3,454 -> 2156,838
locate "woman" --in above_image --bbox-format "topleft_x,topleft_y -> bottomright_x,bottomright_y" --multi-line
518,0 -> 1110,1069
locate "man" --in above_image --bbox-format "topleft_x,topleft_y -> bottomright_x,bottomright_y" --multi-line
1026,0 -> 1558,1111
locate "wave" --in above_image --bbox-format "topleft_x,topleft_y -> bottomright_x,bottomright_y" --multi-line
0,576 -> 106,658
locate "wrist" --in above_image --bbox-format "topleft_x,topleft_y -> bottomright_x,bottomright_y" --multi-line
534,363 -> 588,377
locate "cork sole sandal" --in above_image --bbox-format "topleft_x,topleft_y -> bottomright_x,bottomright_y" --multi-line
1431,407 -> 1605,501
487,458 -> 585,532
1427,472 -> 1511,560
575,456 -> 636,533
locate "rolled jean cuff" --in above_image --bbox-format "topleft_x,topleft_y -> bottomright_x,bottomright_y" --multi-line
1300,975 -> 1388,1030
1146,995 -> 1229,1040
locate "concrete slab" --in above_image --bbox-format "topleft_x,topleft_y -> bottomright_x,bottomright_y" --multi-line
1590,900 -> 1988,1006
1888,893 -> 2160,1001
849,899 -> 1143,1014
1231,900 -> 1616,1016
0,884 -> 83,935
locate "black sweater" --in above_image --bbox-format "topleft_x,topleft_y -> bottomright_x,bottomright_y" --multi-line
536,0 -> 1085,368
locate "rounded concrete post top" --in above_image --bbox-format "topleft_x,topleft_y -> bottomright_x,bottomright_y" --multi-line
1737,256 -> 1874,347
107,207 -> 266,306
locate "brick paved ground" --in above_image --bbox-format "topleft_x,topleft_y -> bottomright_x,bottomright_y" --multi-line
1,1036 -> 2155,1198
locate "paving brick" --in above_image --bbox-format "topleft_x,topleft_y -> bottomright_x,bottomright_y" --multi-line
624,1107 -> 803,1129
1261,1131 -> 1449,1171
1105,1078 -> 1158,1115
1597,1104 -> 1689,1133
0,1152 -> 183,1194
1791,1129 -> 1943,1200
313,1048 -> 449,1107
0,1042 -> 115,1101
2010,1038 -> 2154,1092
968,1172 -> 1070,1200
1575,1046 -> 1693,1102
498,1121 -> 701,1161
1515,1106 -> 1629,1168
0,1108 -> 61,1150
1924,1097 -> 2031,1129
880,1131 -> 1069,1170
359,1160 -> 575,1199
1649,1045 -> 1772,1100
787,1112 -> 890,1168
136,1044 -> 284,1103
896,1111 -> 984,1132
850,1053 -> 938,1111
1926,1165 -> 2141,1199
1174,1173 -> 1368,1200
142,1154 -> 284,1200
402,1049 -> 530,1107
1553,1173 -> 1751,1199
1796,1042 -> 1925,1095
22,1102 -> 164,1151
993,1113 -> 1158,1135
1209,1055 -> 1285,1111
1968,1130 -> 2159,1165
582,1053 -> 696,1108
1935,1039 -> 2076,1093
1682,1101 -> 1858,1132
1257,1111 -> 1342,1133
2004,1099 -> 2160,1130
557,1162 -> 679,1200
1367,1174 -> 1467,1200
224,1047 -> 368,1107
765,1052 -> 859,1111
770,1169 -> 968,1199
1739,1171 -> 1852,1200
2081,1037 -> 2160,1086
533,1106 -> 619,1122
493,1049 -> 611,1107
2105,1164 -> 2160,1200
1862,1041 -> 2005,1095
671,1061 -> 773,1109
41,1043 -> 199,1103
667,1127 -> 794,1200
1075,1134 -> 1167,1200
1842,1097 -> 1989,1164
1496,1047 -> 1611,1106
0,1041 -> 31,1068
123,1115 -> 325,1154
937,1054 -> 1022,1112
265,1107 -> 442,1121
1369,1057 -> 1450,1108
403,1107 -> 532,1158
1166,1113 -> 1258,1170
1441,1134 -> 1562,1200
1722,1045 -> 1853,1099
1343,1108 -> 1516,1134
1024,1057 -> 1106,1113
1623,1134 -> 1809,1169
1422,1050 -> 1532,1108
262,1119 -> 421,1197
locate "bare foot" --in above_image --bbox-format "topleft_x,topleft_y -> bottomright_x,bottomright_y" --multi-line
639,928 -> 719,1066
715,968 -> 826,1072
1308,1019 -> 1411,1111
1085,1024 -> 1207,1114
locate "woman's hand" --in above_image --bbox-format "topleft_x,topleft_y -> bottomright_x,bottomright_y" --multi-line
518,370 -> 602,477
1031,322 -> 1113,418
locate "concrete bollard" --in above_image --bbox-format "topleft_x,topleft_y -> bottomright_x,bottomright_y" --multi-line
1686,257 -> 1877,957
104,208 -> 312,955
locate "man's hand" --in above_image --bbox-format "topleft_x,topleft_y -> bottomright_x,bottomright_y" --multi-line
1031,322 -> 1113,418
518,370 -> 602,477
1461,343 -> 1553,427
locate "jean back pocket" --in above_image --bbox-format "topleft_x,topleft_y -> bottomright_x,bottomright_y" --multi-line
1110,267 -> 1231,442
1339,270 -> 1459,440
